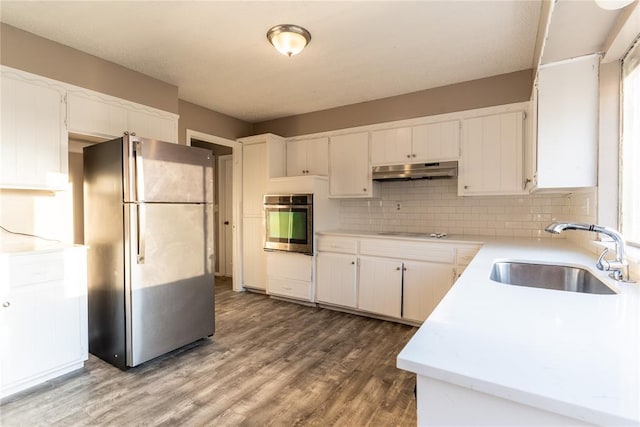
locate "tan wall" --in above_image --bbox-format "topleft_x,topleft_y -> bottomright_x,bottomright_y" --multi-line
253,69 -> 534,137
178,100 -> 253,144
1,23 -> 179,113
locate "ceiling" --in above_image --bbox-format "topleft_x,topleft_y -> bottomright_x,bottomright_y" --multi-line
0,1 -> 625,123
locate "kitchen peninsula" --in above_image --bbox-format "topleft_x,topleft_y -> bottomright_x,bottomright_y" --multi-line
397,237 -> 640,426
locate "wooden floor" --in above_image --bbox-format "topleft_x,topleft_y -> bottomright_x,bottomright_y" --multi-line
1,277 -> 418,426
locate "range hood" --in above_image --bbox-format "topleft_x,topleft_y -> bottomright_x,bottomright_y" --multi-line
372,161 -> 458,181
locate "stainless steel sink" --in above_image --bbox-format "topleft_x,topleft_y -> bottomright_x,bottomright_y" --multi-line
490,261 -> 616,295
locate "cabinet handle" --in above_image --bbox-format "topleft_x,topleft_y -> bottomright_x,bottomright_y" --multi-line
363,188 -> 367,192
464,185 -> 469,189
396,267 -> 401,270
411,154 -> 416,157
406,154 -> 411,158
403,267 -> 407,271
131,132 -> 136,136
351,261 -> 355,265
2,301 -> 10,308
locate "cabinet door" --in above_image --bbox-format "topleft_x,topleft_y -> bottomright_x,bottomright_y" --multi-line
358,257 -> 402,318
1,75 -> 67,190
286,140 -> 308,176
305,137 -> 329,176
1,249 -> 87,395
242,143 -> 267,216
458,111 -> 525,195
316,252 -> 357,307
536,55 -> 598,189
412,121 -> 460,162
370,127 -> 412,165
403,261 -> 455,323
67,92 -> 127,139
127,109 -> 178,143
329,132 -> 372,197
242,216 -> 266,290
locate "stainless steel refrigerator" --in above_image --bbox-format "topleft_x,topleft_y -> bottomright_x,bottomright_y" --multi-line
83,134 -> 214,370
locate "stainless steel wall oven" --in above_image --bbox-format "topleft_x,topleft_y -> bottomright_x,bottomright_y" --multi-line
263,194 -> 313,254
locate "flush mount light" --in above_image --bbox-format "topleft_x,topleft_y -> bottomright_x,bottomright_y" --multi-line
594,0 -> 634,9
266,24 -> 311,57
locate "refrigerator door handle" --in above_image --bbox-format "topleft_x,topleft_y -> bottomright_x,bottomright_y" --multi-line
134,140 -> 145,202
137,203 -> 146,264
134,141 -> 146,264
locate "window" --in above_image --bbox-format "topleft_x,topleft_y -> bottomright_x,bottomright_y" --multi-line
621,39 -> 640,247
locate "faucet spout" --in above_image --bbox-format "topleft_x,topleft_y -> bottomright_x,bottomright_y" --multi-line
545,222 -> 594,234
544,222 -> 633,282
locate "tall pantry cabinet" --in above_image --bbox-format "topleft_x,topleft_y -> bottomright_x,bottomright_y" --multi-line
239,134 -> 285,291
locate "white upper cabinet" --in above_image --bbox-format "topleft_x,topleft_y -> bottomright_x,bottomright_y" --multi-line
329,132 -> 378,198
458,111 -> 526,196
241,141 -> 267,217
1,70 -> 68,190
412,121 -> 460,161
286,137 -> 328,176
67,89 -> 179,143
534,54 -> 598,190
67,92 -> 127,139
370,120 -> 460,165
370,127 -> 412,164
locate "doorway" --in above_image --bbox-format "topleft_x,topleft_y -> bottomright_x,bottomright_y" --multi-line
186,130 -> 240,288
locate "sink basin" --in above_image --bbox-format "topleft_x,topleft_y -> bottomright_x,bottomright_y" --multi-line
489,261 -> 616,295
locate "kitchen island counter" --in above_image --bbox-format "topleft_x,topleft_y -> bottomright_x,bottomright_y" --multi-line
396,237 -> 640,426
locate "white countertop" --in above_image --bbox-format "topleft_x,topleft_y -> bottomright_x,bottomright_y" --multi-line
395,237 -> 640,426
0,233 -> 82,254
317,229 -> 485,245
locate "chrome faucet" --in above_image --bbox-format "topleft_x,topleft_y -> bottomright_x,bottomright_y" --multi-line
545,222 -> 634,282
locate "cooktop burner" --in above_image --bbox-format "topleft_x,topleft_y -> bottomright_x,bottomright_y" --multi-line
375,231 -> 448,239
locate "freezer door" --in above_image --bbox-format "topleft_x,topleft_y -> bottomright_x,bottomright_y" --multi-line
125,136 -> 214,203
125,202 -> 215,367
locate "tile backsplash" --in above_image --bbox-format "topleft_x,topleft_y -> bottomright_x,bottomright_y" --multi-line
339,179 -> 597,240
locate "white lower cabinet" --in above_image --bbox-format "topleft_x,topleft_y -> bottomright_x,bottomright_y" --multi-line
316,235 -> 477,324
316,252 -> 357,308
0,246 -> 88,399
266,252 -> 313,301
402,261 -> 455,323
358,257 -> 403,318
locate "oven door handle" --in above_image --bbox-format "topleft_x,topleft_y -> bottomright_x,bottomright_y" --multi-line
264,205 -> 311,209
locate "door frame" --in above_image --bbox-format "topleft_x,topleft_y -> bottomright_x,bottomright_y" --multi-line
217,154 -> 232,277
186,129 -> 242,291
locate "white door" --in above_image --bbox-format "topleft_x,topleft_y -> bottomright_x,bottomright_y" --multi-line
316,252 -> 357,308
403,261 -> 455,323
328,132 -> 371,197
305,137 -> 329,176
219,155 -> 233,276
370,127 -> 412,165
358,256 -> 403,318
286,140 -> 308,176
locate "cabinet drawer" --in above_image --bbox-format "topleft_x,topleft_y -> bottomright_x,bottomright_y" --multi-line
266,252 -> 312,281
267,277 -> 311,301
317,236 -> 358,254
9,252 -> 65,287
359,239 -> 455,264
456,246 -> 481,266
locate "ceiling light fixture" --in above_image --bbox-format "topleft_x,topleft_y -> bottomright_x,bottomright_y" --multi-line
267,24 -> 311,57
